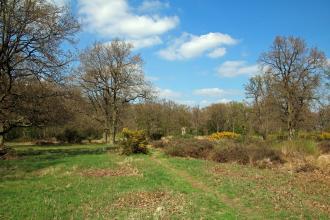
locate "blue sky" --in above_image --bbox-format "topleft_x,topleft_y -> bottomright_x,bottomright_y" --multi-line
58,0 -> 330,106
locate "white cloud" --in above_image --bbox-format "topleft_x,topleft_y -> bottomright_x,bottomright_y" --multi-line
127,36 -> 163,50
78,0 -> 179,43
156,87 -> 182,99
138,0 -> 170,13
217,98 -> 231,103
158,32 -> 237,60
217,61 -> 259,77
193,88 -> 225,97
208,47 -> 226,58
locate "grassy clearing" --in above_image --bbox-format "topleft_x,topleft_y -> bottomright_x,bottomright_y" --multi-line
0,144 -> 329,219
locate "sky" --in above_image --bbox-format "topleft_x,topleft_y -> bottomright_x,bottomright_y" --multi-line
55,0 -> 330,106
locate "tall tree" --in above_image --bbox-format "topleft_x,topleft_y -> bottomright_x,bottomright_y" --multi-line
0,0 -> 79,145
259,36 -> 326,139
77,40 -> 152,144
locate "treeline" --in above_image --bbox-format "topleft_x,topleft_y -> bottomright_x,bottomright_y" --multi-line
1,0 -> 329,146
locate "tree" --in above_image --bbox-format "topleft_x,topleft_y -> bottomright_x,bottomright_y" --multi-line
77,40 -> 152,144
245,74 -> 276,139
0,0 -> 79,145
259,36 -> 327,139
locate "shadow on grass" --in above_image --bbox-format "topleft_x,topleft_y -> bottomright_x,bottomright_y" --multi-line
0,146 -> 119,181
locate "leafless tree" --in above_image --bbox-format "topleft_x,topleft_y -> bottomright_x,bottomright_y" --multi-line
0,0 -> 79,145
259,36 -> 327,139
245,74 -> 276,139
77,40 -> 152,143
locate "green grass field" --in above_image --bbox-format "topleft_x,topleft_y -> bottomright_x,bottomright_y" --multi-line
0,144 -> 329,219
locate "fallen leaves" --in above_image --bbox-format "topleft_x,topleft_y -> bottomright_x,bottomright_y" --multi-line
81,164 -> 141,177
112,191 -> 186,217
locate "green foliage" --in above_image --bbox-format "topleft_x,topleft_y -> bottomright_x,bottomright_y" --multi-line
119,128 -> 148,155
278,139 -> 318,155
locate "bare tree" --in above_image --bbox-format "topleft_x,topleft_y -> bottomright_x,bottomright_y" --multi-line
259,36 -> 327,139
77,40 -> 152,144
0,0 -> 79,145
245,74 -> 276,139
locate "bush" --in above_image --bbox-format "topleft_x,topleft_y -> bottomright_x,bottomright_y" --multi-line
208,131 -> 240,141
56,128 -> 84,144
120,128 -> 148,155
164,139 -> 214,159
318,132 -> 330,141
211,143 -> 284,165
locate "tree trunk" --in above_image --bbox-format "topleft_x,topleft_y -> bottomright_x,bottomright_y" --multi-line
111,107 -> 118,144
0,124 -> 4,147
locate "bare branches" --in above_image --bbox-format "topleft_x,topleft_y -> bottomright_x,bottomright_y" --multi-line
257,36 -> 327,139
77,40 -> 152,143
0,0 -> 79,139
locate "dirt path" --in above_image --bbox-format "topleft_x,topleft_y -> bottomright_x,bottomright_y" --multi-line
150,152 -> 255,218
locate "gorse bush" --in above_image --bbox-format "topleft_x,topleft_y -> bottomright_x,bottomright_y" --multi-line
120,128 -> 148,155
319,132 -> 330,140
297,132 -> 330,141
208,131 -> 240,141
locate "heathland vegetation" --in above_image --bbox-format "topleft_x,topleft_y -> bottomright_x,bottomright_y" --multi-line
0,0 -> 330,219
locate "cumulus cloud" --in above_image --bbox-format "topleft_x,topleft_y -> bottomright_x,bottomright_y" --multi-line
158,32 -> 237,60
208,47 -> 227,58
127,36 -> 163,50
193,88 -> 225,97
156,87 -> 182,99
78,0 -> 179,45
217,61 -> 259,77
138,0 -> 170,13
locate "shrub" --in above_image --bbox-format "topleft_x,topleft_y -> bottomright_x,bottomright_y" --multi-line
56,128 -> 84,144
208,131 -> 240,141
211,143 -> 284,165
120,128 -> 148,155
164,139 -> 214,159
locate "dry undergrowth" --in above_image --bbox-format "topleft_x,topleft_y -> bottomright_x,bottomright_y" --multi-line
82,164 -> 141,177
209,164 -> 330,216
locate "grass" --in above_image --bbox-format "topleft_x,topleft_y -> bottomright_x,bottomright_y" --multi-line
0,144 -> 329,219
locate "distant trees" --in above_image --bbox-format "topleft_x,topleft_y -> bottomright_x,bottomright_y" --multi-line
246,36 -> 327,139
77,40 -> 152,143
0,0 -> 79,145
